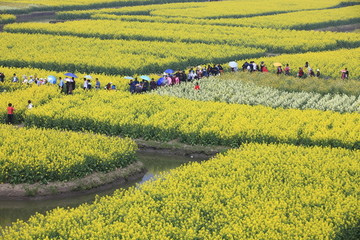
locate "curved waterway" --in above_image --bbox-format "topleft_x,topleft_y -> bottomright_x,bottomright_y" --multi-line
0,151 -> 207,227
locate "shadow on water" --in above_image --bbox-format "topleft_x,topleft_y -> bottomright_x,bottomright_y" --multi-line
0,151 -> 207,228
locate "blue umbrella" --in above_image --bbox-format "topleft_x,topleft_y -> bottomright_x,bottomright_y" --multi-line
140,75 -> 151,81
124,76 -> 134,80
47,75 -> 57,84
64,73 -> 78,78
164,69 -> 174,74
157,77 -> 166,86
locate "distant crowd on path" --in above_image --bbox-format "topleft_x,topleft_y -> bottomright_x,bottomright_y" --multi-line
128,65 -> 225,93
0,62 -> 351,95
237,61 -> 349,80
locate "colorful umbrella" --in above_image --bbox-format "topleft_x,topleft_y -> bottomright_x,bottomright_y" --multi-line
47,75 -> 57,84
157,77 -> 166,86
164,69 -> 174,74
84,75 -> 92,79
64,73 -> 78,78
228,61 -> 238,68
124,76 -> 134,80
140,75 -> 151,81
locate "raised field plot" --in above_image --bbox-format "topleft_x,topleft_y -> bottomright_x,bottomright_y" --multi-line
0,124 -> 137,184
5,19 -> 360,53
0,32 -> 263,75
2,143 -> 359,239
25,91 -> 360,149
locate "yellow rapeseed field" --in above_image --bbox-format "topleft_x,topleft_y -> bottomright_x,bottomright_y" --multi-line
0,124 -> 137,183
1,143 -> 359,239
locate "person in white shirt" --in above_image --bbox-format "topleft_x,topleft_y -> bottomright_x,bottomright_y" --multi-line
27,100 -> 33,109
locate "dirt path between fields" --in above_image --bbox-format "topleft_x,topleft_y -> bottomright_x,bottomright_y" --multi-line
0,161 -> 146,200
314,23 -> 360,32
15,11 -> 56,22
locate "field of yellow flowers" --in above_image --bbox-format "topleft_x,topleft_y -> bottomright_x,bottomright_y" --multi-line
0,0 -> 359,238
24,91 -> 360,149
0,0 -> 194,13
56,0 -> 350,19
5,19 -> 359,54
1,143 -> 359,239
88,4 -> 360,30
0,32 -> 263,75
0,124 -> 137,184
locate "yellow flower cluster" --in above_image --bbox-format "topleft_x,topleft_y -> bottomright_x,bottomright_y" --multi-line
5,19 -> 359,53
25,91 -> 360,149
2,143 -> 359,239
0,32 -> 262,75
0,14 -> 16,24
0,124 -> 137,184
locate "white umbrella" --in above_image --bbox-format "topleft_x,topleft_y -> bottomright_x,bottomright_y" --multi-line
229,61 -> 238,68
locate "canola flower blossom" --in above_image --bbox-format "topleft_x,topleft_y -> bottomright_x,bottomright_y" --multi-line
1,143 -> 359,239
0,124 -> 138,184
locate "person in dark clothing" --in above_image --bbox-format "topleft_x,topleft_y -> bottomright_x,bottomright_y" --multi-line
142,80 -> 149,92
217,64 -> 224,74
129,80 -> 135,93
316,69 -> 321,78
0,72 -> 5,82
150,78 -> 157,90
242,62 -> 249,71
71,77 -> 76,92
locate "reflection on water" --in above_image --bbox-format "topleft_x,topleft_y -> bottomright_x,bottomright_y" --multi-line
0,152 -> 206,228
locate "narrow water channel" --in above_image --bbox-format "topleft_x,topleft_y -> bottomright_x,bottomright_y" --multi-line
0,151 -> 207,228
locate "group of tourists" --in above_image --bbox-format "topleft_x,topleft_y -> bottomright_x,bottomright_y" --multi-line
127,65 -> 225,94
1,61 -> 352,121
0,73 -> 53,85
238,61 -> 349,79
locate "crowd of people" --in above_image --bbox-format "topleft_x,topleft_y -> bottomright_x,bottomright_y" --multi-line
1,61 -> 352,123
127,65 -> 225,93
237,61 -> 350,80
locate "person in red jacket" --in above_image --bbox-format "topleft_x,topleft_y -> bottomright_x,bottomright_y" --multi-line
297,67 -> 304,78
194,82 -> 200,90
7,103 -> 15,124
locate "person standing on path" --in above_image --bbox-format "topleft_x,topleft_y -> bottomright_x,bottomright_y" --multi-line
7,103 -> 15,124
